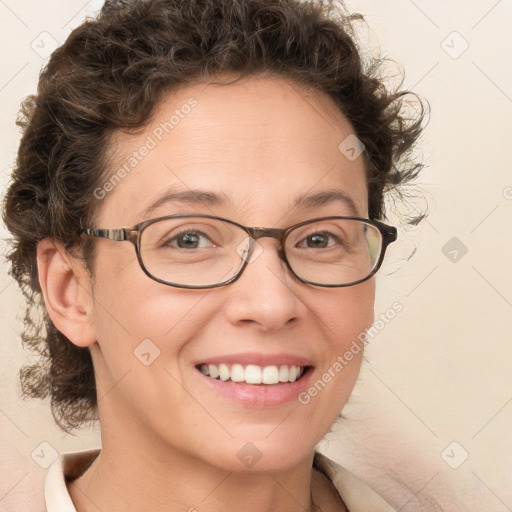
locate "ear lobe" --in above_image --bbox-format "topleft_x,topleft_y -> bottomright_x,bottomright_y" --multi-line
37,237 -> 96,348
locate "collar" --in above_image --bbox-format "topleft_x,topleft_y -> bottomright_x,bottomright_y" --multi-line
45,448 -> 100,512
313,452 -> 396,511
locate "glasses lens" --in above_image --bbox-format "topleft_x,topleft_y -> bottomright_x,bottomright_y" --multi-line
140,217 -> 250,287
285,218 -> 382,286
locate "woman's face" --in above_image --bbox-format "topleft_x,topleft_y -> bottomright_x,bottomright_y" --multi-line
84,75 -> 375,472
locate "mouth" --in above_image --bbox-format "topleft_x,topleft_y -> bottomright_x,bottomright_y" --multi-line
196,363 -> 312,385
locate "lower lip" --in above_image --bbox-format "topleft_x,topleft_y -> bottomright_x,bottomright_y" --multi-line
196,367 -> 314,407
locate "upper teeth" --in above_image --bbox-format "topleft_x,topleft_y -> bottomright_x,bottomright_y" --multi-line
199,364 -> 305,384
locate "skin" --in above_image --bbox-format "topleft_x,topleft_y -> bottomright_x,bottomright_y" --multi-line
37,74 -> 375,512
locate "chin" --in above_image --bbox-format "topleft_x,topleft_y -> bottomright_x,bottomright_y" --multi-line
195,432 -> 317,474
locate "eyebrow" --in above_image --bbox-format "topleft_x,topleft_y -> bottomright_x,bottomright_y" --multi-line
291,189 -> 360,217
140,189 -> 232,219
140,187 -> 360,220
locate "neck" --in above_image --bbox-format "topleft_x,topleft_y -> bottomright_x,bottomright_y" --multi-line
68,437 -> 323,512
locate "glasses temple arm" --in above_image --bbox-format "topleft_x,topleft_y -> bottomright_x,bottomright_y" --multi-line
83,228 -> 128,241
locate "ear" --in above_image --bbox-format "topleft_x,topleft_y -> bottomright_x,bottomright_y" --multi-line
37,237 -> 96,348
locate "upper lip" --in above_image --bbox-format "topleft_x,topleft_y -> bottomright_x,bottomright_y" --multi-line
195,352 -> 314,368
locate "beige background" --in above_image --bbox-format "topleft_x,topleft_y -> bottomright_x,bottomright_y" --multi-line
1,1 -> 511,510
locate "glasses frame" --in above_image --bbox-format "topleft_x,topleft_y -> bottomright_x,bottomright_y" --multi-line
80,214 -> 397,289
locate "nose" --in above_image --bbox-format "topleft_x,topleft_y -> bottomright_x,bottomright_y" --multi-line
223,238 -> 308,331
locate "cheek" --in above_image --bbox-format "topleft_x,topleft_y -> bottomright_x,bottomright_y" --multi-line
88,274 -> 213,417
311,281 -> 374,395
90,260 -> 217,366
296,283 -> 374,435
315,278 -> 375,350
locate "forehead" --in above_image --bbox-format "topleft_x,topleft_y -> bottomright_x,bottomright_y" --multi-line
97,75 -> 368,225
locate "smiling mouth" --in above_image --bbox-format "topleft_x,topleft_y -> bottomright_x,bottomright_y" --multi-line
196,363 -> 311,385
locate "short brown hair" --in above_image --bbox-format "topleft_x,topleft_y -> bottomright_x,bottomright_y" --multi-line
2,0 -> 427,432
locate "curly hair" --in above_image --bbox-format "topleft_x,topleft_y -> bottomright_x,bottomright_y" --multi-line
2,0 -> 428,432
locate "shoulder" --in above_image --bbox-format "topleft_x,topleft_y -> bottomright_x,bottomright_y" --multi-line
313,451 -> 397,512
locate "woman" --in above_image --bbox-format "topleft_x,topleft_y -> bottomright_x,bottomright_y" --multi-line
2,0 -> 426,510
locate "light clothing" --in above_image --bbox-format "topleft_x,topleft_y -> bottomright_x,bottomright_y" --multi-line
45,448 -> 396,511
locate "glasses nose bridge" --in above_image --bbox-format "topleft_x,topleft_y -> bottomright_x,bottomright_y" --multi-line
246,226 -> 286,244
246,228 -> 287,261
245,226 -> 287,260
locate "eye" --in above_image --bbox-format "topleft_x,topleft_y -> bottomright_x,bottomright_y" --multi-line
163,229 -> 216,249
296,231 -> 346,249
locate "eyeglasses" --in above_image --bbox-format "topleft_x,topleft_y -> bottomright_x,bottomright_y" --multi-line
80,214 -> 397,289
